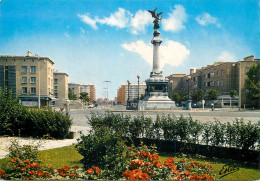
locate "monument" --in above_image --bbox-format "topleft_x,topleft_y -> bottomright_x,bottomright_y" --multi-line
138,7 -> 176,110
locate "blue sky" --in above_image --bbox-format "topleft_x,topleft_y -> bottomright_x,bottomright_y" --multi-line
0,0 -> 259,99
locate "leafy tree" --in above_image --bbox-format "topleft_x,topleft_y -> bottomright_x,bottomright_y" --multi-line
245,63 -> 260,107
191,89 -> 204,103
206,89 -> 220,100
68,89 -> 77,100
230,90 -> 238,108
140,94 -> 145,100
79,92 -> 90,103
169,90 -> 188,105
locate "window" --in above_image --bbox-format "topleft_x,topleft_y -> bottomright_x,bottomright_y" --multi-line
211,81 -> 215,86
217,71 -> 219,77
54,93 -> 58,98
22,77 -> 27,84
245,67 -> 249,73
54,79 -> 58,84
22,66 -> 27,73
48,78 -> 50,85
210,72 -> 214,78
30,66 -> 36,73
54,86 -> 58,90
30,77 -> 36,83
221,70 -> 223,76
217,80 -> 219,86
207,73 -> 210,79
31,87 -> 36,95
221,80 -> 223,86
22,87 -> 27,94
207,82 -> 210,87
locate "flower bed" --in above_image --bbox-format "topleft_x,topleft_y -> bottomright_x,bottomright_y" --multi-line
0,146 -> 214,180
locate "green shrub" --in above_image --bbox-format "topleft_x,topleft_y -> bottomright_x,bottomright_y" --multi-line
75,126 -> 126,178
210,120 -> 226,146
0,88 -> 72,139
7,139 -> 40,161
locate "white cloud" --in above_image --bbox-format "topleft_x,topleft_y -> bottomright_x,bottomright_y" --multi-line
217,51 -> 236,61
122,40 -> 190,69
64,32 -> 71,38
99,8 -> 131,28
195,13 -> 220,27
162,5 -> 187,33
78,13 -> 98,30
130,10 -> 153,34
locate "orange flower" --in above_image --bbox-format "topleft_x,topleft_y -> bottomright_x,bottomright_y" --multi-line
72,165 -> 79,169
86,168 -> 94,174
24,160 -> 30,164
203,174 -> 214,180
30,162 -> 39,168
28,170 -> 36,175
166,157 -> 175,163
180,159 -> 186,163
144,162 -> 152,168
122,170 -> 132,179
92,166 -> 100,175
153,160 -> 163,168
180,170 -> 190,176
152,153 -> 159,161
128,147 -> 133,150
130,159 -> 144,168
0,170 -> 5,178
171,169 -> 179,176
190,173 -> 203,180
11,158 -> 20,163
68,172 -> 76,178
37,170 -> 45,178
48,166 -> 54,171
20,167 -> 26,172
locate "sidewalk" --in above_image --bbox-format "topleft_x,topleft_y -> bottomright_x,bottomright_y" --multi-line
0,126 -> 91,159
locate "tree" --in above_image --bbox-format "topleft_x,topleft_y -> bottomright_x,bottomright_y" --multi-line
169,90 -> 188,105
206,89 -> 220,100
68,89 -> 77,100
191,89 -> 204,103
230,90 -> 238,108
79,92 -> 90,103
140,94 -> 145,100
244,63 -> 260,107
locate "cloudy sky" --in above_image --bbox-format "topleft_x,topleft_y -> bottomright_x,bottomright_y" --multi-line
0,0 -> 259,99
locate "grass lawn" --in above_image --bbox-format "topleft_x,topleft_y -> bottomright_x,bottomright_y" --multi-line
0,145 -> 259,180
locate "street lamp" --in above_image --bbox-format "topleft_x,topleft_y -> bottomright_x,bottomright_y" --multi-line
137,75 -> 140,100
35,54 -> 40,109
187,75 -> 192,110
127,80 -> 130,107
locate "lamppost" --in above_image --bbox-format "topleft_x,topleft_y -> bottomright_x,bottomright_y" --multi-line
137,75 -> 140,100
35,54 -> 40,109
127,80 -> 130,107
187,75 -> 192,110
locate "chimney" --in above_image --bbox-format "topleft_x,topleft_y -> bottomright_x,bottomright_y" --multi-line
190,69 -> 195,75
27,50 -> 32,56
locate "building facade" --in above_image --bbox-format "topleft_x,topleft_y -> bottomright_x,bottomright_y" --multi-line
0,52 -> 55,106
117,82 -> 146,105
53,70 -> 68,100
68,83 -> 81,98
168,55 -> 260,107
79,84 -> 96,103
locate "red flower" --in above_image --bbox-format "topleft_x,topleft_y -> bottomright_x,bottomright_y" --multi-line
130,159 -> 144,168
72,165 -> 79,169
30,162 -> 39,168
11,158 -> 20,163
0,170 -> 5,178
20,168 -> 26,172
37,170 -> 45,178
28,170 -> 36,175
86,168 -> 94,174
48,166 -> 54,171
153,160 -> 163,168
92,166 -> 100,175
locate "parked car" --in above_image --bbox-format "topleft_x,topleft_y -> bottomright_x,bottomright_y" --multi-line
88,104 -> 94,108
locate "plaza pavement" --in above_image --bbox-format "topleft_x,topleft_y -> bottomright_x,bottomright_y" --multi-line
0,106 -> 259,159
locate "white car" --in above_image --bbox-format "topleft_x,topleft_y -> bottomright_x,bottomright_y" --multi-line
88,104 -> 94,108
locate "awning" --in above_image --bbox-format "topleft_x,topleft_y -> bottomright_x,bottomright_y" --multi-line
19,96 -> 52,101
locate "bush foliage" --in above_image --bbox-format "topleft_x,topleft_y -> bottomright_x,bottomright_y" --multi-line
88,112 -> 259,151
0,88 -> 72,139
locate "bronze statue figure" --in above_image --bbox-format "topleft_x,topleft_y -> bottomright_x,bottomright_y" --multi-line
148,7 -> 163,30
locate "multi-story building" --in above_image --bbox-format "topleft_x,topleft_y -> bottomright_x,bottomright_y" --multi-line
168,55 -> 260,107
53,70 -> 68,100
117,82 -> 146,105
0,51 -> 55,106
68,83 -> 80,98
79,84 -> 96,103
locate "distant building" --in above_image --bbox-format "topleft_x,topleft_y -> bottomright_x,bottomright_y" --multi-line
168,55 -> 260,107
0,51 -> 55,106
53,70 -> 68,100
79,84 -> 96,103
68,83 -> 80,98
117,82 -> 146,105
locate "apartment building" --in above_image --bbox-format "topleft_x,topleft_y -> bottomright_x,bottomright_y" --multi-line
53,70 -> 68,100
117,82 -> 146,105
0,51 -> 55,106
79,84 -> 96,103
168,55 -> 260,107
68,83 -> 80,98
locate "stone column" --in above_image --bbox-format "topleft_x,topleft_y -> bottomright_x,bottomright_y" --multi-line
151,30 -> 162,75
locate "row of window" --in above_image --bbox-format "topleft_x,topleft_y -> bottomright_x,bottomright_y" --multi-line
22,87 -> 36,94
21,77 -> 36,84
205,80 -> 224,87
22,66 -> 36,73
205,70 -> 224,79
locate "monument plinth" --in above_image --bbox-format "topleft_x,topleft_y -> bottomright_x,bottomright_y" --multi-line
138,8 -> 176,110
